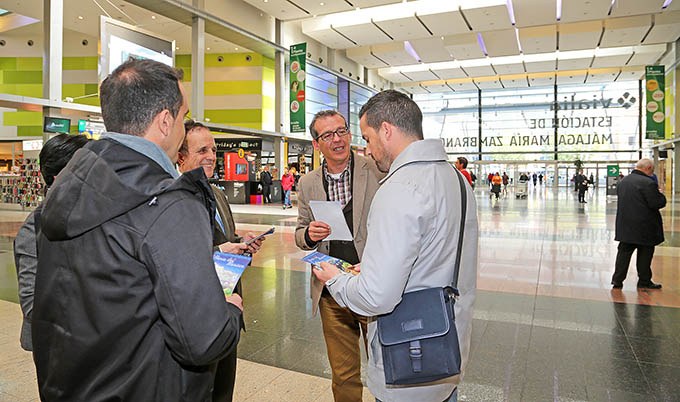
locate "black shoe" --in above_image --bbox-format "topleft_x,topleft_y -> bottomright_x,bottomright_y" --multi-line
612,282 -> 623,289
637,282 -> 662,289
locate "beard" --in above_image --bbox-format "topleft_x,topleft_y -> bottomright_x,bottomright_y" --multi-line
371,153 -> 391,173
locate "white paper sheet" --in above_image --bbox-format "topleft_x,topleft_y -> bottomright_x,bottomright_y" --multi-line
309,200 -> 353,241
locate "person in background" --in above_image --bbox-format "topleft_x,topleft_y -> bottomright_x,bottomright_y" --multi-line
612,159 -> 666,290
519,172 -> 529,182
32,58 -> 243,401
261,165 -> 273,203
578,177 -> 588,204
295,109 -> 383,402
454,157 -> 472,186
14,134 -> 90,352
312,90 -> 477,402
538,173 -> 544,185
501,172 -> 509,194
532,173 -> 537,186
281,167 -> 295,209
487,172 -> 494,189
178,119 -> 264,402
470,171 -> 477,189
589,173 -> 595,187
491,172 -> 502,200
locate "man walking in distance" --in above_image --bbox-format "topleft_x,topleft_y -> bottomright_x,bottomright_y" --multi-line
295,110 -> 383,402
454,157 -> 472,186
178,119 -> 264,402
32,58 -> 243,401
313,90 -> 477,402
261,165 -> 273,203
612,158 -> 666,289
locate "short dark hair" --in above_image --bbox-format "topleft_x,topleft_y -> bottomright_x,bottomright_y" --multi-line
179,119 -> 208,155
100,58 -> 184,136
358,90 -> 423,139
457,157 -> 468,169
39,134 -> 90,187
309,110 -> 348,140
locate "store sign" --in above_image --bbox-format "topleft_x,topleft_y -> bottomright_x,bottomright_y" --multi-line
23,139 -> 43,151
215,139 -> 261,152
288,141 -> 314,155
442,133 -> 613,149
289,43 -> 307,133
645,65 -> 665,140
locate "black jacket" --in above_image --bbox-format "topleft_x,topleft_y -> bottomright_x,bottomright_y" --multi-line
615,169 -> 666,246
32,138 -> 242,402
260,170 -> 272,186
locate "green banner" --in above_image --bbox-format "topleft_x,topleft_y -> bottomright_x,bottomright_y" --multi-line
289,43 -> 306,133
645,65 -> 665,140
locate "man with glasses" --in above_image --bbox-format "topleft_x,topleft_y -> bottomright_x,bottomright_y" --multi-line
295,110 -> 383,402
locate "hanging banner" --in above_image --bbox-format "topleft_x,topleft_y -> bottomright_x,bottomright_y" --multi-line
289,43 -> 307,133
645,65 -> 665,140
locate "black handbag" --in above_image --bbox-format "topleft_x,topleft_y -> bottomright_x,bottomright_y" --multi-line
377,168 -> 468,385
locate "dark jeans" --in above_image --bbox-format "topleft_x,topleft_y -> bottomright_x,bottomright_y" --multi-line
613,242 -> 655,285
578,190 -> 586,202
212,345 -> 237,402
262,185 -> 271,203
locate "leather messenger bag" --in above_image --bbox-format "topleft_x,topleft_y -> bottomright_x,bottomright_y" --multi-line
377,168 -> 468,385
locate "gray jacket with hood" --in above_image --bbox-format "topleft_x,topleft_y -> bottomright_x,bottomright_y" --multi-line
32,137 -> 242,402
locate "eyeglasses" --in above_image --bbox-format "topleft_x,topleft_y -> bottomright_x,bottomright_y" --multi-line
316,126 -> 349,142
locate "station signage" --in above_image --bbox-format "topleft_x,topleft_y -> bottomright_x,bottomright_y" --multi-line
645,65 -> 665,140
289,43 -> 307,133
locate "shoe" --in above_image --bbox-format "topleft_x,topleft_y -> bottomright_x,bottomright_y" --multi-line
637,282 -> 662,289
612,282 -> 623,289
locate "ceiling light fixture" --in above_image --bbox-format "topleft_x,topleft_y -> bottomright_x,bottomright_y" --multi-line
556,0 -> 562,21
207,47 -> 211,50
662,0 -> 672,7
514,28 -> 523,54
404,41 -> 422,63
235,47 -> 239,50
78,15 -> 84,20
263,0 -> 268,2
477,33 -> 488,56
151,15 -> 156,19
505,0 -> 516,25
320,2 -> 324,5
176,46 -> 179,50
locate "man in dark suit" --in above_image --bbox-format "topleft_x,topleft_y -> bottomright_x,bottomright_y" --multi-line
178,120 -> 264,402
261,165 -> 273,203
612,159 -> 666,289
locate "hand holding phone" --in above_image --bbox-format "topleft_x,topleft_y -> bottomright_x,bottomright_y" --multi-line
244,227 -> 275,245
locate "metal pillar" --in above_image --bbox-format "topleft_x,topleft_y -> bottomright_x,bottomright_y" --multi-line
43,0 -> 63,143
191,0 -> 205,121
274,19 -> 286,173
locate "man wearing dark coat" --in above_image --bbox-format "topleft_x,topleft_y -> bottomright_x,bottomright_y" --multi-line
612,159 -> 666,289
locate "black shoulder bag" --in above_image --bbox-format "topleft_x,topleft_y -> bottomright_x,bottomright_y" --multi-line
376,168 -> 468,385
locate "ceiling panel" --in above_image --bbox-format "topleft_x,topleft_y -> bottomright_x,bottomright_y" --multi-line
351,0 -> 402,8
669,0 -> 680,11
346,46 -> 389,68
556,72 -> 586,84
591,47 -> 633,68
528,75 -> 556,87
416,4 -> 470,36
558,20 -> 602,51
461,0 -> 513,31
378,68 -> 412,82
291,0 -> 353,15
409,37 -> 453,63
492,62 -> 525,74
524,59 -> 556,73
500,75 -> 529,87
609,0 -> 665,17
560,0 -> 611,23
458,60 -> 496,77
399,84 -> 431,94
373,16 -> 430,42
402,70 -> 440,81
600,15 -> 652,47
303,26 -> 357,48
519,25 -> 557,54
474,78 -> 503,89
513,0 -> 557,28
242,0 -> 308,20
585,70 -> 620,83
433,67 -> 468,79
643,11 -> 680,44
334,22 -> 392,46
558,57 -> 592,70
372,42 -> 420,66
444,33 -> 486,60
617,68 -> 644,81
422,83 -> 454,93
626,44 -> 666,65
482,29 -> 520,57
447,80 -> 479,92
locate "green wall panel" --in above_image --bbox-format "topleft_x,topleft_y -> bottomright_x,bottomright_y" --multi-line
205,109 -> 262,123
176,55 -> 191,68
4,111 -> 42,126
205,53 -> 263,68
0,58 -> 17,70
62,57 -> 97,71
4,71 -> 42,84
17,126 -> 43,137
179,67 -> 191,82
63,84 -> 85,98
263,67 -> 275,83
16,84 -> 42,97
263,57 -> 275,70
0,84 -> 17,95
205,81 -> 262,96
17,57 -> 42,70
84,83 -> 99,94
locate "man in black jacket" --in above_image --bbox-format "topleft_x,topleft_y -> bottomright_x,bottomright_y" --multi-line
612,159 -> 666,289
32,58 -> 243,401
261,165 -> 273,203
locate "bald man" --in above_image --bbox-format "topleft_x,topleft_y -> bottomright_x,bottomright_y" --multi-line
612,159 -> 666,289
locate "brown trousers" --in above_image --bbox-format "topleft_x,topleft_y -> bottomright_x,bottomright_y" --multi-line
319,293 -> 369,402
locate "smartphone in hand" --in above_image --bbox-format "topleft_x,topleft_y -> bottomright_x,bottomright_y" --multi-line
244,227 -> 275,245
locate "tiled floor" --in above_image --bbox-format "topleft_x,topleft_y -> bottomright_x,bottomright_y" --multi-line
1,185 -> 679,401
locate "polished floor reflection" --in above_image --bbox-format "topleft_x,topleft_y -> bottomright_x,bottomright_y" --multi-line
0,185 -> 679,401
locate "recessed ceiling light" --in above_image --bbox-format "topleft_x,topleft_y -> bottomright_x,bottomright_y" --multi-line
320,2 -> 324,5
176,46 -> 179,50
78,15 -> 83,20
441,36 -> 444,40
235,47 -> 239,50
263,0 -> 268,2
151,15 -> 156,19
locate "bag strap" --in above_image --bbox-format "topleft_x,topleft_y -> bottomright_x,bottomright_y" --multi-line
451,168 -> 468,289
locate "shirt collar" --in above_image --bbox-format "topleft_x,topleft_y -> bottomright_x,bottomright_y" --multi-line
380,139 -> 447,184
101,132 -> 180,179
323,152 -> 353,181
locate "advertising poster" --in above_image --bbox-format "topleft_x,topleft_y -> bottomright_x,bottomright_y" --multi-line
645,65 -> 665,140
289,43 -> 307,133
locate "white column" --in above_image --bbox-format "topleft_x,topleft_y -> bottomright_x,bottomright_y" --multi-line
191,0 -> 205,121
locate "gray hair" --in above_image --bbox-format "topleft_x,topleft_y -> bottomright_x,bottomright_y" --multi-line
636,158 -> 654,172
358,90 -> 423,140
309,110 -> 348,140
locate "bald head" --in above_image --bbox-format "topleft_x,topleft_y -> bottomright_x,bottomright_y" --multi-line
635,158 -> 654,176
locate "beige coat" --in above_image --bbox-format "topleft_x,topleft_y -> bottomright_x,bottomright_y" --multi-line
295,152 -> 383,315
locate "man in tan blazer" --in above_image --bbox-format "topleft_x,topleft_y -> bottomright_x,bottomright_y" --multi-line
295,110 -> 383,402
178,120 -> 263,402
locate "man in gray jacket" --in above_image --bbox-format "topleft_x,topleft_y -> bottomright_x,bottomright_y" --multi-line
314,90 -> 478,402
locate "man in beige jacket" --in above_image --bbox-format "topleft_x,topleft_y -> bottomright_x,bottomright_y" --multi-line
295,110 -> 382,402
